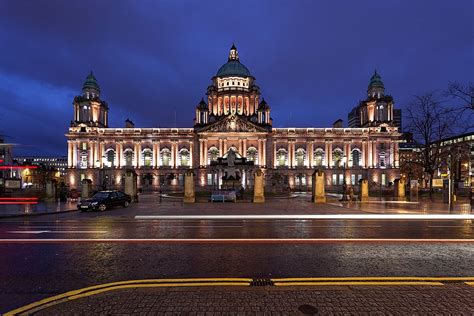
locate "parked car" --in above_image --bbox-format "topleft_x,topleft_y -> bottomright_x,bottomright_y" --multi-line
78,190 -> 131,212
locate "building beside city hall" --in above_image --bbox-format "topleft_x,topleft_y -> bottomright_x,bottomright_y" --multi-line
66,45 -> 401,191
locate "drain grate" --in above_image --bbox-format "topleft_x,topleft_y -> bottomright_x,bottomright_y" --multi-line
251,278 -> 274,286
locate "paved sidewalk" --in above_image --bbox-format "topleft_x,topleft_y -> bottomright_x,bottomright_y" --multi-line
24,285 -> 474,315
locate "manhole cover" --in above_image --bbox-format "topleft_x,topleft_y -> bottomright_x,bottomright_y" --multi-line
298,304 -> 318,315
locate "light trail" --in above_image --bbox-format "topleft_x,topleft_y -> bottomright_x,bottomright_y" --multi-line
135,214 -> 474,220
0,238 -> 473,244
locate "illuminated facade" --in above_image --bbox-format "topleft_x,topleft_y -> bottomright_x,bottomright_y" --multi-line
66,45 -> 401,191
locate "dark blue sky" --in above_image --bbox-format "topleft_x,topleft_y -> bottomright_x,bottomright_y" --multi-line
0,0 -> 472,156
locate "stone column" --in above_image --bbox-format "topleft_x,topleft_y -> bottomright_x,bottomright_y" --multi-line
156,141 -> 160,167
262,139 -> 267,167
360,179 -> 369,202
223,139 -> 228,154
308,141 -> 314,168
362,140 -> 367,168
312,170 -> 326,203
273,141 -> 277,168
134,142 -> 139,168
88,142 -> 94,168
170,141 -> 175,168
116,142 -> 122,168
81,179 -> 92,199
204,139 -> 208,166
324,141 -> 329,167
124,169 -> 138,202
367,140 -> 373,167
390,141 -> 394,167
183,170 -> 196,203
253,168 -> 265,203
372,141 -> 377,167
199,140 -> 203,166
328,141 -> 333,167
243,139 -> 247,158
94,141 -> 100,168
99,141 -> 105,168
394,141 -> 399,168
67,141 -> 73,168
189,140 -> 193,168
219,139 -> 223,156
239,138 -> 243,155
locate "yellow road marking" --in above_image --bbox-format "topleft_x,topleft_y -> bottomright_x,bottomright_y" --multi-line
274,281 -> 444,286
5,279 -> 251,316
465,282 -> 474,286
272,277 -> 474,282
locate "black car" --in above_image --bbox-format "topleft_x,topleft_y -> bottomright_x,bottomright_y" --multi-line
78,190 -> 131,212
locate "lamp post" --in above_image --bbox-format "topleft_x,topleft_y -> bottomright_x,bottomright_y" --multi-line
341,156 -> 348,202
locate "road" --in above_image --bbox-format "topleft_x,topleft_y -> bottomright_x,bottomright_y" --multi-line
1,196 -> 473,312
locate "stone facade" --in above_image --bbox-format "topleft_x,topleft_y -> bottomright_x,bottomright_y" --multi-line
66,45 -> 401,192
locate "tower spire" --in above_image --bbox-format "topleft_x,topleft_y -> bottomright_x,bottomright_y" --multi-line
228,43 -> 239,61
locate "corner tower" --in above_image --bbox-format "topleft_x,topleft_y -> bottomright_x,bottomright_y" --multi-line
71,71 -> 109,127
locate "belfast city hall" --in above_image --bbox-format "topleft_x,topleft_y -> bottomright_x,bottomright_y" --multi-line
66,44 -> 401,192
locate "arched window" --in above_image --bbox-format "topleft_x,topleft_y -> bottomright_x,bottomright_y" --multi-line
246,147 -> 258,162
142,148 -> 153,167
351,149 -> 361,167
208,146 -> 219,164
160,148 -> 171,167
123,148 -> 134,167
313,148 -> 325,167
104,149 -> 115,167
179,148 -> 190,167
379,151 -> 386,168
295,148 -> 306,167
276,148 -> 287,167
333,148 -> 343,167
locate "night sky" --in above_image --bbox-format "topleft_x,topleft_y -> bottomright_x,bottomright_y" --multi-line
0,0 -> 472,156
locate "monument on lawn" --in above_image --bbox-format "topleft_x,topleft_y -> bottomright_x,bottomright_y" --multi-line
183,170 -> 196,203
124,169 -> 138,202
253,168 -> 265,203
360,179 -> 369,202
311,170 -> 326,203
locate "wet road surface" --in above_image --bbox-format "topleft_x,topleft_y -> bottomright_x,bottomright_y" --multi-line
1,198 -> 473,312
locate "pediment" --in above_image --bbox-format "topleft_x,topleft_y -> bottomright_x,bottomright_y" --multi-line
197,114 -> 268,133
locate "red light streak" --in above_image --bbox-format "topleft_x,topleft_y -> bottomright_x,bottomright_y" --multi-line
0,202 -> 38,205
0,197 -> 38,201
0,165 -> 38,169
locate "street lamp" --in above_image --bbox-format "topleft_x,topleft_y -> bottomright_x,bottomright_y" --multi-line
340,155 -> 348,202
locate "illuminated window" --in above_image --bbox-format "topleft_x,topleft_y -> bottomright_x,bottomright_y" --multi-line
246,147 -> 258,162
123,149 -> 134,167
160,148 -> 171,167
276,148 -> 287,167
208,147 -> 219,164
352,149 -> 360,167
313,148 -> 325,166
179,148 -> 190,167
333,148 -> 343,167
295,148 -> 305,167
142,149 -> 153,167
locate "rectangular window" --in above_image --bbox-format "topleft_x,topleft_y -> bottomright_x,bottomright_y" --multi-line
351,174 -> 356,185
82,143 -> 87,150
381,174 -> 386,186
358,174 -> 363,183
332,174 -> 337,185
338,174 -> 344,185
207,174 -> 213,185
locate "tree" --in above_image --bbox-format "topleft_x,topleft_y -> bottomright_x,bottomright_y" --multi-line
446,82 -> 474,130
404,92 -> 458,197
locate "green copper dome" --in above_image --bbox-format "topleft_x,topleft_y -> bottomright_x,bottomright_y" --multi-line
216,60 -> 251,77
216,44 -> 252,78
83,71 -> 100,92
368,70 -> 384,89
